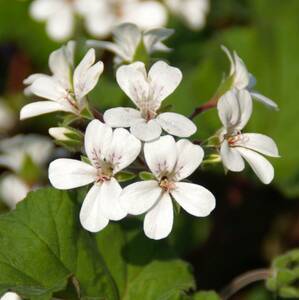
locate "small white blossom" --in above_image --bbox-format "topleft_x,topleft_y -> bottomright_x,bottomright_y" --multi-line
217,89 -> 280,184
21,43 -> 103,120
120,135 -> 215,240
87,23 -> 174,65
49,119 -> 141,232
104,61 -> 197,142
30,0 -> 75,41
77,0 -> 167,38
0,135 -> 53,172
0,292 -> 22,300
165,0 -> 209,30
222,46 -> 278,110
30,0 -> 167,41
0,174 -> 30,209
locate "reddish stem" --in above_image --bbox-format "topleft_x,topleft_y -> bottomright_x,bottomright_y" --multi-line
189,97 -> 218,120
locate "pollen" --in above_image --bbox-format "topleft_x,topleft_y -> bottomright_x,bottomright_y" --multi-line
159,177 -> 176,192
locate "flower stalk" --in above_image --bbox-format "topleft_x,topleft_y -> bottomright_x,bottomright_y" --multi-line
220,268 -> 273,300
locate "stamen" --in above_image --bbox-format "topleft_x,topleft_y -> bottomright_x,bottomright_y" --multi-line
159,177 -> 176,192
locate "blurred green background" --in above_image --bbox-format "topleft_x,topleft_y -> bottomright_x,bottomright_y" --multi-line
1,0 -> 299,299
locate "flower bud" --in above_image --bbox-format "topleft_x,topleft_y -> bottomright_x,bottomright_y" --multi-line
49,127 -> 83,152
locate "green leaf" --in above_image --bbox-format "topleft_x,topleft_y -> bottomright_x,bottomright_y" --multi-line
139,172 -> 156,181
192,291 -> 220,300
115,171 -> 137,182
96,221 -> 196,300
0,188 -> 118,299
0,188 -> 196,300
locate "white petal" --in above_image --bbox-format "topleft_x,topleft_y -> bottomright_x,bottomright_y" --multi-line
220,140 -> 245,172
234,133 -> 280,157
46,6 -> 74,41
74,49 -> 104,99
20,101 -> 67,120
87,40 -> 127,61
120,180 -> 162,215
30,77 -> 66,102
217,89 -> 252,131
171,182 -> 216,217
103,107 -> 142,127
157,112 -> 197,137
144,192 -> 173,240
84,119 -> 113,166
144,135 -> 177,178
233,51 -> 250,90
0,292 -> 22,300
49,158 -> 96,189
221,45 -> 235,76
80,184 -> 109,232
0,175 -> 30,209
173,139 -> 204,181
105,128 -> 141,173
236,89 -> 253,130
143,28 -> 174,54
148,61 -> 182,105
84,12 -> 115,37
121,1 -> 167,30
236,147 -> 275,184
99,178 -> 126,221
116,62 -> 149,108
250,91 -> 279,110
49,46 -> 72,87
30,0 -> 61,20
23,73 -> 48,85
130,119 -> 162,142
112,23 -> 142,62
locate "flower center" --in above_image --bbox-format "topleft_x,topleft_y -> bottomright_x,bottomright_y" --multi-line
224,130 -> 243,146
141,109 -> 157,122
95,161 -> 114,183
159,177 -> 176,193
63,90 -> 80,111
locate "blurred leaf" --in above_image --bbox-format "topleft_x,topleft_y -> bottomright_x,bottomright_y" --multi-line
192,291 -> 220,300
0,0 -> 58,67
267,249 -> 299,298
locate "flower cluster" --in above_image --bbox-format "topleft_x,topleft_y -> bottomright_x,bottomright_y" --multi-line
29,0 -> 209,41
19,23 -> 279,240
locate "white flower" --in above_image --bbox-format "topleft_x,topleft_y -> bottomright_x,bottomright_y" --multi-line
104,61 -> 197,142
120,135 -> 215,240
165,0 -> 209,30
0,174 -> 30,209
49,119 -> 141,232
217,89 -> 280,184
30,0 -> 75,41
21,43 -> 103,120
0,134 -> 53,172
76,0 -> 168,38
0,99 -> 15,133
222,46 -> 278,110
0,292 -> 22,300
87,23 -> 174,65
